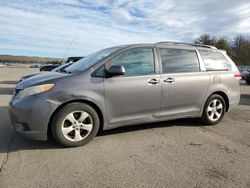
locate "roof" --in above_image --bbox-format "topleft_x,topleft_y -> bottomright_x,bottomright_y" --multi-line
156,41 -> 217,50
114,42 -> 217,51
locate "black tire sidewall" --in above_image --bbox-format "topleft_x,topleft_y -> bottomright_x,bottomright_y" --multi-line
51,103 -> 100,147
202,94 -> 226,125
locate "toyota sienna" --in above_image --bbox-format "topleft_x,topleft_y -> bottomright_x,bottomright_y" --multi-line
9,42 -> 241,147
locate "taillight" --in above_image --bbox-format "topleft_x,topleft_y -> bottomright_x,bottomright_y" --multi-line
234,72 -> 241,79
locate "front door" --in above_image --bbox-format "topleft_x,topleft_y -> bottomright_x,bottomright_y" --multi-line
104,47 -> 162,126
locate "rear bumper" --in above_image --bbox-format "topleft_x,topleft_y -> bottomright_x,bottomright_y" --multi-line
228,90 -> 241,111
8,95 -> 58,141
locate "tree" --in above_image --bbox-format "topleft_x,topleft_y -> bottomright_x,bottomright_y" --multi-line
194,34 -> 217,46
231,35 -> 250,65
193,34 -> 250,66
215,38 -> 230,51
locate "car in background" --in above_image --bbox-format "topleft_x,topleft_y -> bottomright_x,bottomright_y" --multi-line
241,70 -> 250,80
0,64 -> 7,68
245,72 -> 250,84
30,64 -> 42,68
0,62 -> 10,68
20,62 -> 73,82
40,56 -> 83,72
40,63 -> 56,71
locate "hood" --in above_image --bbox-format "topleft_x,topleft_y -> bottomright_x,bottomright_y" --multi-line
21,72 -> 41,80
16,71 -> 70,90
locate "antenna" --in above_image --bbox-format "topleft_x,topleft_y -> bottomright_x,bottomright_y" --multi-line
63,39 -> 74,58
62,25 -> 80,58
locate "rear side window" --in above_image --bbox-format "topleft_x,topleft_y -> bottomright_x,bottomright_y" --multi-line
109,48 -> 155,77
199,50 -> 232,71
159,48 -> 200,73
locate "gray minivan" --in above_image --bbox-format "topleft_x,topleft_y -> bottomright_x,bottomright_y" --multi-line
9,42 -> 241,147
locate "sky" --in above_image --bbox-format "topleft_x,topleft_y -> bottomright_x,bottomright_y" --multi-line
0,0 -> 250,58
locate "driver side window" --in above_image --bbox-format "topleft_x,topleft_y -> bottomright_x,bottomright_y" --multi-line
108,48 -> 155,77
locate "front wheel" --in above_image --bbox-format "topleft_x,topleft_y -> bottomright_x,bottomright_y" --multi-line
51,103 -> 100,147
201,94 -> 226,125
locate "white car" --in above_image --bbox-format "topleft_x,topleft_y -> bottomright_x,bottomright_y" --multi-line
0,64 -> 7,68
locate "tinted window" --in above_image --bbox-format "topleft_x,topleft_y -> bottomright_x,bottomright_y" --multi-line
109,48 -> 155,76
159,48 -> 200,73
199,50 -> 231,71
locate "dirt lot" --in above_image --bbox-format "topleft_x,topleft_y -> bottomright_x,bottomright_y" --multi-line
0,68 -> 250,188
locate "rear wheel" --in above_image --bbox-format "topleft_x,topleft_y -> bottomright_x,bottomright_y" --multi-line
51,103 -> 100,147
201,94 -> 226,125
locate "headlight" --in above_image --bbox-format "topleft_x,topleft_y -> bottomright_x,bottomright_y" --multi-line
16,84 -> 55,99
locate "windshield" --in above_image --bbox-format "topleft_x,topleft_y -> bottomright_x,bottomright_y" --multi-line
64,47 -> 121,73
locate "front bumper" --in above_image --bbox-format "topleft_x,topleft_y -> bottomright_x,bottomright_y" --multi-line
9,95 -> 58,141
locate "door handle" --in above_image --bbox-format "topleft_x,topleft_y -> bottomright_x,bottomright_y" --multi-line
164,77 -> 175,83
148,78 -> 160,85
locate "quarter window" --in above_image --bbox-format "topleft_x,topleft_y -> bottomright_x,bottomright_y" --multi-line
199,50 -> 232,71
109,48 -> 155,77
92,65 -> 105,77
159,48 -> 200,73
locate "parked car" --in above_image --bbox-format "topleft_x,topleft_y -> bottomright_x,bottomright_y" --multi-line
20,62 -> 74,82
0,64 -> 7,68
40,57 -> 83,72
245,72 -> 250,84
241,70 -> 250,80
30,64 -> 42,68
9,42 -> 241,147
0,62 -> 10,68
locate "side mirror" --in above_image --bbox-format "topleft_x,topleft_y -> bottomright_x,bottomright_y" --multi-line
108,65 -> 125,77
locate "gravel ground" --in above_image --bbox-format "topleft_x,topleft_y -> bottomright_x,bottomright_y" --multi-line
0,68 -> 250,188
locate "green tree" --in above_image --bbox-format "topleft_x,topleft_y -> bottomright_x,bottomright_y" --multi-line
193,34 -> 250,66
194,33 -> 217,46
215,38 -> 230,51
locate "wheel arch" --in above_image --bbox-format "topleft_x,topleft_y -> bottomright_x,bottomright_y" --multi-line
207,91 -> 230,112
47,99 -> 104,138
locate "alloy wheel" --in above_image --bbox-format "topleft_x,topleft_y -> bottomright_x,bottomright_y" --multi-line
207,99 -> 223,121
61,111 -> 93,142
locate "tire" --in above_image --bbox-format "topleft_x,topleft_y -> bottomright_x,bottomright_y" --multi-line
246,80 -> 250,85
201,94 -> 226,125
51,102 -> 100,147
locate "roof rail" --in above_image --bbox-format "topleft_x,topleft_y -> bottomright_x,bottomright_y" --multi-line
156,41 -> 217,49
192,43 -> 217,49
